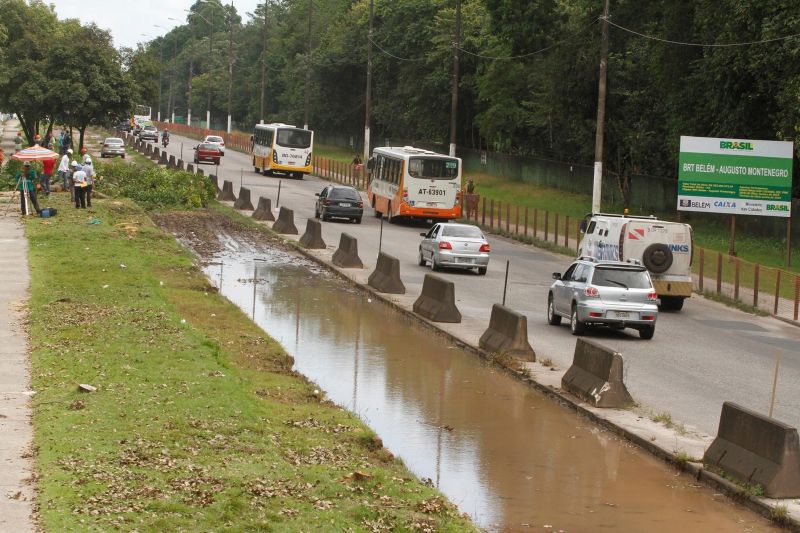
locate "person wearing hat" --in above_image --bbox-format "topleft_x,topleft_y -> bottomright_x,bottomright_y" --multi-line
82,155 -> 94,208
58,148 -> 73,197
71,161 -> 87,209
14,162 -> 40,215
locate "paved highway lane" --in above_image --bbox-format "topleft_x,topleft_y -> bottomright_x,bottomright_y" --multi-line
156,135 -> 800,436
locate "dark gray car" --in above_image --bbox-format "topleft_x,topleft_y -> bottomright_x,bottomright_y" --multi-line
315,185 -> 364,223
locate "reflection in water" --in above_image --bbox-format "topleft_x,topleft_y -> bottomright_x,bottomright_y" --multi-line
207,251 -> 776,532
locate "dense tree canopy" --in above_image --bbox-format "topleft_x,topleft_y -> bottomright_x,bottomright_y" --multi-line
0,0 -> 135,149
127,0 -> 798,184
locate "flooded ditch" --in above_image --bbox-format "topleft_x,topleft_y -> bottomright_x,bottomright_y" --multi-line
150,206 -> 779,532
194,242 -> 781,533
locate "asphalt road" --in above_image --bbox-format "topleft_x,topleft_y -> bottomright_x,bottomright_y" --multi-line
157,135 -> 800,436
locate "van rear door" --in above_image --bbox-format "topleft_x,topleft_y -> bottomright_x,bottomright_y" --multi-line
623,221 -> 691,276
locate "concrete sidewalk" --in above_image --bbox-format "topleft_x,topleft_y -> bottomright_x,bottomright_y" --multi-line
0,119 -> 36,532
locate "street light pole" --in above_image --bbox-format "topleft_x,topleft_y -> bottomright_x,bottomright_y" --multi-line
188,24 -> 194,126
303,0 -> 312,130
226,1 -> 234,133
591,0 -> 611,214
207,16 -> 213,129
260,1 -> 268,124
363,0 -> 374,164
448,0 -> 461,158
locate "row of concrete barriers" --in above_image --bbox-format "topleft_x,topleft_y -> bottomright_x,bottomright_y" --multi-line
211,173 -> 800,502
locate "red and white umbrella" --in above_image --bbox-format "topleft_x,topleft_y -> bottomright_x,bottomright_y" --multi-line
10,144 -> 59,162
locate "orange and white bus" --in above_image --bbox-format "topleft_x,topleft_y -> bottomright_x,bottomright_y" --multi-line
367,146 -> 462,222
252,123 -> 313,179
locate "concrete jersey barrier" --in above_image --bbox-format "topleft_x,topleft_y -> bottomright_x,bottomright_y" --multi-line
252,197 -> 276,221
561,338 -> 633,408
367,252 -> 405,294
332,233 -> 363,268
412,274 -> 462,323
233,187 -> 254,210
159,151 -> 168,165
217,181 -> 236,202
186,162 -> 195,174
210,174 -> 221,193
272,207 -> 299,234
704,402 -> 800,498
479,304 -> 535,361
167,155 -> 176,169
177,159 -> 185,171
299,219 -> 326,249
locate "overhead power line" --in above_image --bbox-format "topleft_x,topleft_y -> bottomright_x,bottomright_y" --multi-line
605,17 -> 800,47
456,17 -> 601,60
368,36 -> 426,62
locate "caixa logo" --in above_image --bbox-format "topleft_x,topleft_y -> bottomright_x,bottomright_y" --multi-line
669,244 -> 690,253
767,204 -> 789,212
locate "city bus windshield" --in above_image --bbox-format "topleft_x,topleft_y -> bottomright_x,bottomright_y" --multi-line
408,157 -> 459,180
276,128 -> 312,149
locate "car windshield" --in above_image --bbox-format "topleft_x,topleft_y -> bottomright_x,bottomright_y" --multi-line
105,138 -> 123,144
329,188 -> 360,201
441,225 -> 483,239
198,143 -> 218,150
408,157 -> 459,180
276,128 -> 312,149
591,267 -> 651,289
144,126 -> 156,131
207,136 -> 223,143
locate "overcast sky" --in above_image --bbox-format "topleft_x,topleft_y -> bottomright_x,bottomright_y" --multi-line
54,1 -> 262,49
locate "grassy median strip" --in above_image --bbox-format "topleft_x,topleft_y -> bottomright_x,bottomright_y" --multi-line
26,193 -> 474,532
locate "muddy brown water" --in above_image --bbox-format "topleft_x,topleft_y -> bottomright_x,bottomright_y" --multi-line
203,247 -> 778,532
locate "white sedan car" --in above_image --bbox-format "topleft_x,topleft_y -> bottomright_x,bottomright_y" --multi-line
418,223 -> 490,275
203,135 -> 225,155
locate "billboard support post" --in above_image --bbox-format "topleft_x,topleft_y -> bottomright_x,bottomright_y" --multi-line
728,215 -> 737,256
788,216 -> 793,267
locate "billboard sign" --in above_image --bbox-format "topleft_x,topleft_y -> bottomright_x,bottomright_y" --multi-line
678,136 -> 793,217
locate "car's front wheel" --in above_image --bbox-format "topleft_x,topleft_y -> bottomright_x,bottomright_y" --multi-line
547,294 -> 561,326
570,304 -> 585,336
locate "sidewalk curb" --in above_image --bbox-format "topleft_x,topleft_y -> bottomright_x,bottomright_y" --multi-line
215,201 -> 800,532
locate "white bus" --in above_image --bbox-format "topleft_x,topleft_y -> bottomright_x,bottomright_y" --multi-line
367,146 -> 462,222
252,123 -> 313,179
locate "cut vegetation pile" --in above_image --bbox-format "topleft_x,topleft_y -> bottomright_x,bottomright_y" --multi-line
26,193 -> 474,531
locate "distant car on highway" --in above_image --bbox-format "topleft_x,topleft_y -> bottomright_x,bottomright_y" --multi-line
100,137 -> 125,159
547,257 -> 659,339
193,143 -> 222,165
203,135 -> 225,155
418,223 -> 489,275
139,125 -> 158,141
315,185 -> 363,223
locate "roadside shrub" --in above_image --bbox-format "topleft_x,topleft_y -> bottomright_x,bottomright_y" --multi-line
1,159 -> 23,190
96,161 -> 215,210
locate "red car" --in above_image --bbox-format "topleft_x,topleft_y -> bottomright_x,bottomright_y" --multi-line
194,143 -> 221,165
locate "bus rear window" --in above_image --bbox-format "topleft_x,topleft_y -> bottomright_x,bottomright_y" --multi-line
408,157 -> 459,180
276,129 -> 312,149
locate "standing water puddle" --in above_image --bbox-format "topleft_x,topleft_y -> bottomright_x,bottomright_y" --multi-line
205,248 -> 776,532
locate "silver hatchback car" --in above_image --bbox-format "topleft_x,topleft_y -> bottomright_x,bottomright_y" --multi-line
418,223 -> 490,275
547,257 -> 659,339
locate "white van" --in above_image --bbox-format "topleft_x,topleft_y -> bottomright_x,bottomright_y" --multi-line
577,213 -> 693,310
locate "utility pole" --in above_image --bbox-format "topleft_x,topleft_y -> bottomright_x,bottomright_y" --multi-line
153,37 -> 163,121
448,0 -> 461,158
207,15 -> 213,129
363,0 -> 374,163
259,1 -> 268,124
303,0 -> 313,130
226,1 -> 234,133
168,34 -> 176,123
187,24 -> 194,126
591,0 -> 611,214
